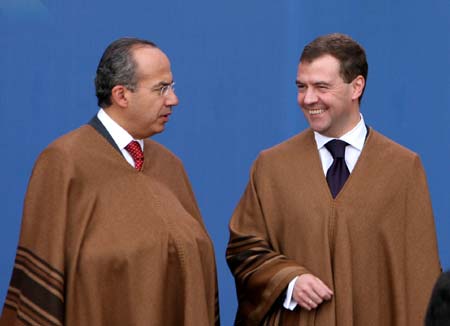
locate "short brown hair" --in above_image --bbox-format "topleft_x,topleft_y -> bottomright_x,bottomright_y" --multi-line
300,33 -> 368,101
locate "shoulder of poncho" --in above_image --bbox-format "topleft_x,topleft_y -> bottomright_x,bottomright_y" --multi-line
143,138 -> 182,163
45,124 -> 93,149
367,128 -> 419,162
37,125 -> 92,160
258,129 -> 312,160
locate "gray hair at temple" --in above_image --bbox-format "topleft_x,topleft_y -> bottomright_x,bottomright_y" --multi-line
300,33 -> 368,102
95,37 -> 157,108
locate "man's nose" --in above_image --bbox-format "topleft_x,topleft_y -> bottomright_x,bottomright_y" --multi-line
303,88 -> 318,104
165,89 -> 179,107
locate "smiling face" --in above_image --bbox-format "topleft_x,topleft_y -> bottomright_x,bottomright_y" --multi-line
296,54 -> 364,138
122,46 -> 179,139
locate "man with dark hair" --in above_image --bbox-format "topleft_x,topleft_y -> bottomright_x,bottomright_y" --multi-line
0,37 -> 219,326
227,33 -> 440,325
426,271 -> 450,326
95,38 -> 157,108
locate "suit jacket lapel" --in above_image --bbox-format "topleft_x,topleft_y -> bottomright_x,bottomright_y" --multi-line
88,115 -> 122,155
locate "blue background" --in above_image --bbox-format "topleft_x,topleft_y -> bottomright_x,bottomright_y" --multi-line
1,1 -> 449,324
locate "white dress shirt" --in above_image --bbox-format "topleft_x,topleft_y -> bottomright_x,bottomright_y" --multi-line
283,114 -> 368,310
97,109 -> 144,167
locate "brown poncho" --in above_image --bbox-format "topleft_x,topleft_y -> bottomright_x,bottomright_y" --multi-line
227,128 -> 440,325
1,122 -> 219,326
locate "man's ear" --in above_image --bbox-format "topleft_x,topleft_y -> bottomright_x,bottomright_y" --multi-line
351,75 -> 365,101
110,85 -> 129,108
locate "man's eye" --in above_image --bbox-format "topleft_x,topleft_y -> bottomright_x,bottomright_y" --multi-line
153,86 -> 167,94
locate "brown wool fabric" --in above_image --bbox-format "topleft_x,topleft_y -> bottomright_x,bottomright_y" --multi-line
226,128 -> 441,326
0,125 -> 219,326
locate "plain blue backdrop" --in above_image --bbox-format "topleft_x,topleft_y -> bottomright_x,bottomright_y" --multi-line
1,1 -> 449,324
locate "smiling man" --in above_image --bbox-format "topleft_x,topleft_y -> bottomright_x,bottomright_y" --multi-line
226,33 -> 440,325
0,38 -> 219,326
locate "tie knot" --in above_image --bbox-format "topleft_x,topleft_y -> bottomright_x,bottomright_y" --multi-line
325,139 -> 348,159
125,141 -> 144,170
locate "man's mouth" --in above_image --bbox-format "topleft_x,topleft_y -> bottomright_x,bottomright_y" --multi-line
160,109 -> 172,118
308,108 -> 325,115
161,107 -> 173,117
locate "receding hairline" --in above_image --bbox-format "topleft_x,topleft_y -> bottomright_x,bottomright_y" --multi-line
128,44 -> 168,63
129,44 -> 171,81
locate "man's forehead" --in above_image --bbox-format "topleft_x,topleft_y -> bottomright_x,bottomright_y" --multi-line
131,45 -> 167,62
137,70 -> 173,84
298,55 -> 341,78
300,54 -> 340,68
133,46 -> 172,80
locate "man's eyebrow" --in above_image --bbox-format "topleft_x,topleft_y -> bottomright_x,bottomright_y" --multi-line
314,81 -> 331,86
295,80 -> 330,85
152,80 -> 173,88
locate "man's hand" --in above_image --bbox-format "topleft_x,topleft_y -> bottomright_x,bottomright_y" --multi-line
292,274 -> 333,310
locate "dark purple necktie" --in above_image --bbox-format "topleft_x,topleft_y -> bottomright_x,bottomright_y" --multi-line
325,139 -> 350,198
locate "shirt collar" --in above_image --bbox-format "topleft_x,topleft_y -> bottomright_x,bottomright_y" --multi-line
97,108 -> 144,150
314,114 -> 367,151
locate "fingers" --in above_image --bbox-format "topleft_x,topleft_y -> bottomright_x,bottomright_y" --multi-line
313,277 -> 333,300
292,273 -> 333,311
